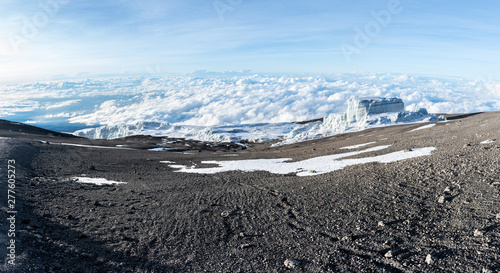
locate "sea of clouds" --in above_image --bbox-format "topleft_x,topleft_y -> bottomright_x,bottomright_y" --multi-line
0,73 -> 498,142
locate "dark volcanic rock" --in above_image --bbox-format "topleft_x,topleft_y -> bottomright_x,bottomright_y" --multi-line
1,112 -> 499,272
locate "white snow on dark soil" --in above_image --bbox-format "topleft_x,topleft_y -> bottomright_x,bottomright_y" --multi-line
166,145 -> 436,176
72,177 -> 127,185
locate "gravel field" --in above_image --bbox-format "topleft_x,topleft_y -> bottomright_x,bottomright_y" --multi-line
0,112 -> 499,272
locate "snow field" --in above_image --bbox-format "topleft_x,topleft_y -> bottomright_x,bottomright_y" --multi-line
166,145 -> 437,176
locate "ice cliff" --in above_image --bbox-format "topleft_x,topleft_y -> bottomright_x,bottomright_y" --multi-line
274,97 -> 445,146
74,97 -> 444,145
346,97 -> 404,122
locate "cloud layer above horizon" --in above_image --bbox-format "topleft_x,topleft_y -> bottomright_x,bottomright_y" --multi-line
0,73 -> 498,132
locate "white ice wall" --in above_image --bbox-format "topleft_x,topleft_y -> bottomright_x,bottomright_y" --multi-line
346,98 -> 404,122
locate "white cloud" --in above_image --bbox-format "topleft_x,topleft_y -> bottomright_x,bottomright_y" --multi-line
46,99 -> 81,109
1,73 -> 498,135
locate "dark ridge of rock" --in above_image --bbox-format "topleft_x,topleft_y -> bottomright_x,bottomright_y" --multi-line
0,119 -> 78,138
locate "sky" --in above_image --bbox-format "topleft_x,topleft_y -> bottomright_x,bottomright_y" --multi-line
1,0 -> 499,82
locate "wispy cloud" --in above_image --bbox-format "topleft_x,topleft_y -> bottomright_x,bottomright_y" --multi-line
1,0 -> 499,82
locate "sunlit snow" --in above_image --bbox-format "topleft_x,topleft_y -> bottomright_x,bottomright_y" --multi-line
1,73 -> 497,144
409,124 -> 436,132
339,142 -> 377,150
72,177 -> 127,185
166,145 -> 436,176
148,147 -> 175,151
54,142 -> 135,150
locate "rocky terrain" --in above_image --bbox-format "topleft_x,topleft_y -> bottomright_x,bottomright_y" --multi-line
0,112 -> 499,272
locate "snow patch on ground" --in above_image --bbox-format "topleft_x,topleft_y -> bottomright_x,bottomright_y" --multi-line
54,142 -> 135,150
410,124 -> 436,132
148,147 -> 175,151
480,139 -> 496,144
72,177 -> 127,185
166,145 -> 436,176
340,142 -> 377,150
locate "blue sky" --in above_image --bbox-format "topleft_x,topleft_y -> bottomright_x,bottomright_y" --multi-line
1,0 -> 499,82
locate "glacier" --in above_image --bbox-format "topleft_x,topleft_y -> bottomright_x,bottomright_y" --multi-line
273,97 -> 444,146
74,97 -> 444,145
0,73 -> 497,143
346,97 -> 404,122
73,121 -> 306,143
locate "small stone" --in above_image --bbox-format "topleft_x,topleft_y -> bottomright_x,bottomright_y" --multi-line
240,243 -> 251,249
221,211 -> 234,218
341,236 -> 350,241
308,170 -> 317,174
284,258 -> 301,269
474,229 -> 484,237
425,254 -> 434,264
438,196 -> 446,204
384,250 -> 393,258
443,187 -> 451,195
463,143 -> 471,148
496,213 -> 500,219
405,148 -> 413,152
378,221 -> 385,227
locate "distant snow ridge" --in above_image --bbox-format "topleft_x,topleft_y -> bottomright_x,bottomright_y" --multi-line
75,97 -> 444,145
74,121 -> 304,142
74,122 -> 231,141
275,98 -> 444,146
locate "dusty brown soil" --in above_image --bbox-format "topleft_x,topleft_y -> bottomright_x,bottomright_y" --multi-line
0,112 -> 499,272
